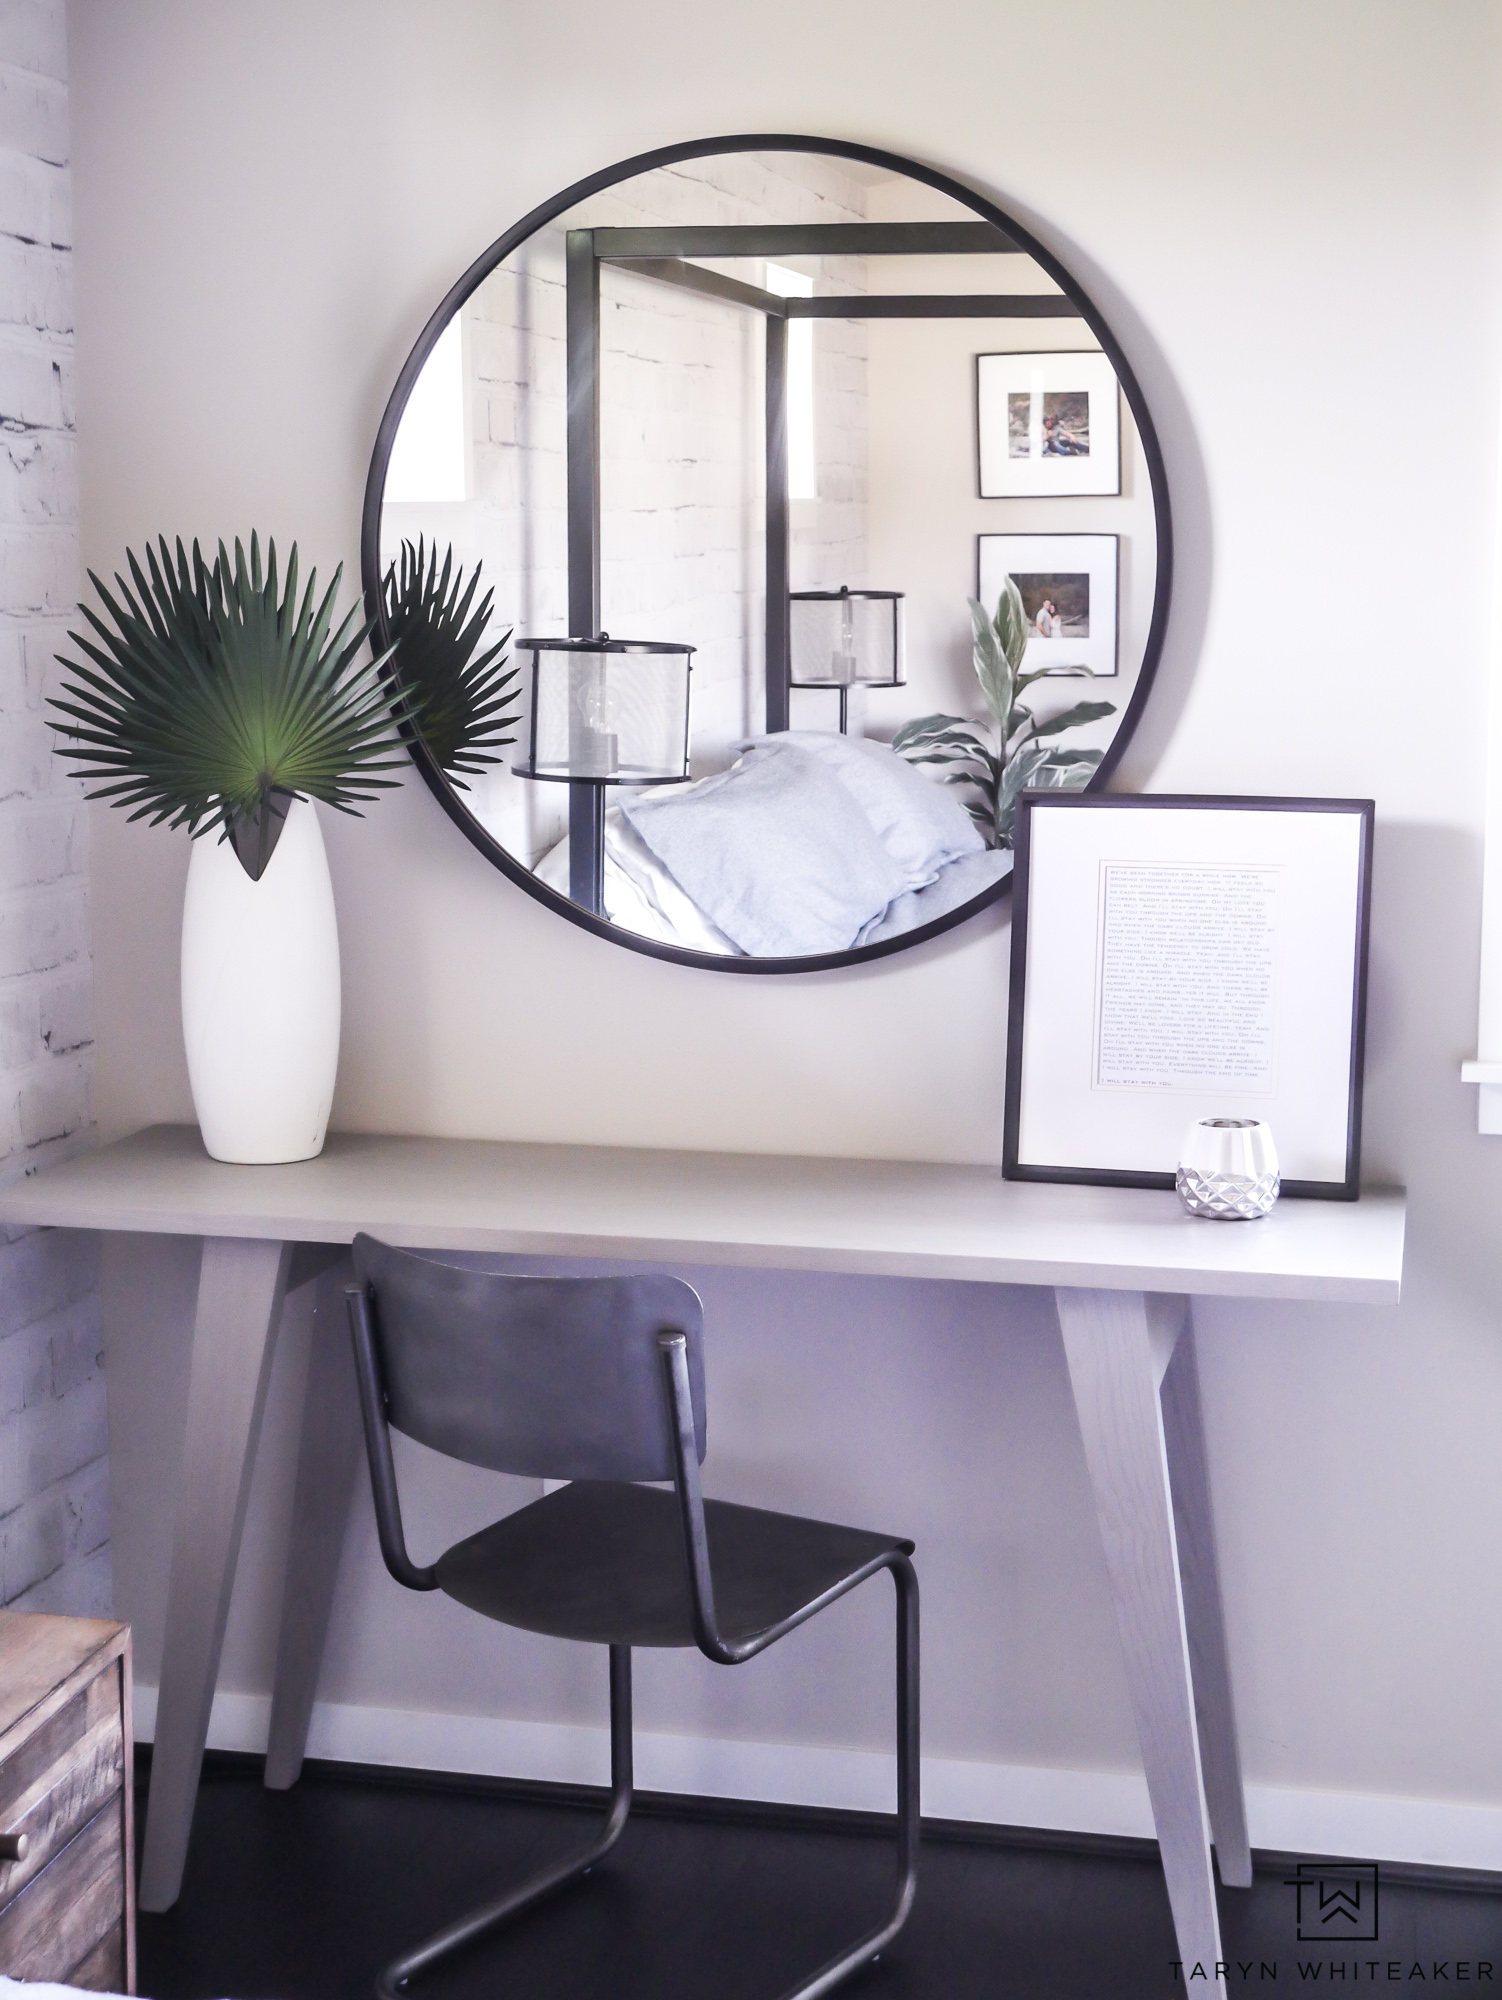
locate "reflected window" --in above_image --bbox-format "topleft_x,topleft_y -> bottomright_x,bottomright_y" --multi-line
385,316 -> 466,503
765,263 -> 816,501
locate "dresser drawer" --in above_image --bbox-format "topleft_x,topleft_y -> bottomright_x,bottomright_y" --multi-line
0,1613 -> 134,1993
0,1660 -> 123,1905
0,1796 -> 124,1984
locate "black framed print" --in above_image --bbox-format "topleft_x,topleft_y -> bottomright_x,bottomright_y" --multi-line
977,350 -> 1122,498
978,533 -> 1119,678
1003,794 -> 1374,1198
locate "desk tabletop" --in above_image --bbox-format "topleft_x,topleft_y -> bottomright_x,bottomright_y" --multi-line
0,1125 -> 1405,1304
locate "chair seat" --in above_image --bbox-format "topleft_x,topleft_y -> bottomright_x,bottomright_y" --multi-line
435,1479 -> 913,1648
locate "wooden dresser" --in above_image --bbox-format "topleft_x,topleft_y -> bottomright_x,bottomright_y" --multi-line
0,1612 -> 134,1992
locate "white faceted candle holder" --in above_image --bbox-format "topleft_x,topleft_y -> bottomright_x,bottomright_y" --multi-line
1176,1118 -> 1280,1221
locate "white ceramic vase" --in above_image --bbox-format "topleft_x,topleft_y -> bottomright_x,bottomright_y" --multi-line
180,798 -> 341,1164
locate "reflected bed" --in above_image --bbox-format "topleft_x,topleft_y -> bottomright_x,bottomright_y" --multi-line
534,733 -> 1013,957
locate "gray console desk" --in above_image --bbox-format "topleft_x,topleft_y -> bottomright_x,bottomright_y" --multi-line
0,1124 -> 1405,1984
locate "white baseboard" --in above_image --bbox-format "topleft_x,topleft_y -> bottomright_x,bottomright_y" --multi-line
134,1686 -> 1502,1875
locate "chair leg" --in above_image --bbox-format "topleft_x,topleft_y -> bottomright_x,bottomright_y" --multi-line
776,1553 -> 921,2000
374,1644 -> 634,1999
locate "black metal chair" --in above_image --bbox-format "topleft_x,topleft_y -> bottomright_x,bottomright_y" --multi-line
345,1233 -> 919,2000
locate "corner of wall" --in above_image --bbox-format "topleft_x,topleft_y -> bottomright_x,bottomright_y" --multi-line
0,0 -> 110,1615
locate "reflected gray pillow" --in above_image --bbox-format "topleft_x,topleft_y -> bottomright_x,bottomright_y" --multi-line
858,847 -> 1013,945
740,731 -> 984,890
620,745 -> 908,957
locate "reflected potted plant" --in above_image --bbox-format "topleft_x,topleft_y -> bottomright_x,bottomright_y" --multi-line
50,534 -> 406,1165
892,577 -> 1116,848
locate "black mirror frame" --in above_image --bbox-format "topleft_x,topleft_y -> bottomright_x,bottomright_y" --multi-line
360,132 -> 1173,974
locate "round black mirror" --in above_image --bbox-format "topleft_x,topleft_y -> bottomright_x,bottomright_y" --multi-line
362,135 -> 1170,971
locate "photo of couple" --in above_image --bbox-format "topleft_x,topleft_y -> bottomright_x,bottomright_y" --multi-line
1014,571 -> 1090,639
1007,389 -> 1091,458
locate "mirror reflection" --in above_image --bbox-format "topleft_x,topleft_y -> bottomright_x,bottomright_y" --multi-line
369,144 -> 1164,965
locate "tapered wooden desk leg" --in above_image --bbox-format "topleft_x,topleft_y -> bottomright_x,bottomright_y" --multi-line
1054,1286 -> 1225,1991
138,1236 -> 293,1913
264,1252 -> 361,1790
1161,1310 -> 1252,1888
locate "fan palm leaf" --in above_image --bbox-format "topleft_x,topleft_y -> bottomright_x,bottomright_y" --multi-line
381,538 -> 519,787
50,534 -> 407,878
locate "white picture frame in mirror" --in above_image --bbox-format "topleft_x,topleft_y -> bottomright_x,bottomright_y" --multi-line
977,533 -> 1119,678
977,349 -> 1122,497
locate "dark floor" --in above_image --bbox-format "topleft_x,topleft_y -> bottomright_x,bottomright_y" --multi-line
137,1753 -> 1502,2000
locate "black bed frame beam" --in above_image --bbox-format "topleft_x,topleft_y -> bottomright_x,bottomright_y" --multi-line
591,222 -> 1019,258
599,258 -> 786,316
565,231 -> 601,638
765,315 -> 790,735
598,258 -> 1080,320
565,229 -> 606,911
787,294 -> 1078,318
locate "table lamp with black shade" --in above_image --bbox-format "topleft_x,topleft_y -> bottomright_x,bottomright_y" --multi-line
513,634 -> 695,913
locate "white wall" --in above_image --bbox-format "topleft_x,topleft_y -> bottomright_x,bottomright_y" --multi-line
68,0 -> 1502,1856
0,0 -> 108,1615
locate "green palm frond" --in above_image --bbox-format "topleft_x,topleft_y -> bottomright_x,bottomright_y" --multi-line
49,533 -> 407,878
381,538 -> 519,787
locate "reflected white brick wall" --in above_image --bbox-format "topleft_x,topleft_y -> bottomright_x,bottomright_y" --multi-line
0,0 -> 109,1615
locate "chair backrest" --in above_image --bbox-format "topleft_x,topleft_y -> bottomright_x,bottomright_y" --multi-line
351,1234 -> 707,1482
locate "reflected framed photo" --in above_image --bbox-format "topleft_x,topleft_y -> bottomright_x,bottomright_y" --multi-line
1002,794 -> 1374,1197
978,533 -> 1119,678
977,350 -> 1122,497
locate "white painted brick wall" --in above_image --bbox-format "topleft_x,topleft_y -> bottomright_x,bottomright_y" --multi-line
0,0 -> 108,1617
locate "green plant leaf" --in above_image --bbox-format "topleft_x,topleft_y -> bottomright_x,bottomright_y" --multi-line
1015,663 -> 1093,690
1020,750 -> 1106,805
892,705 -> 1007,846
1030,698 -> 1117,738
902,725 -> 995,754
968,598 -> 1014,732
382,538 -> 521,786
992,575 -> 1029,677
49,533 -> 408,878
995,742 -> 1056,846
891,712 -> 972,751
